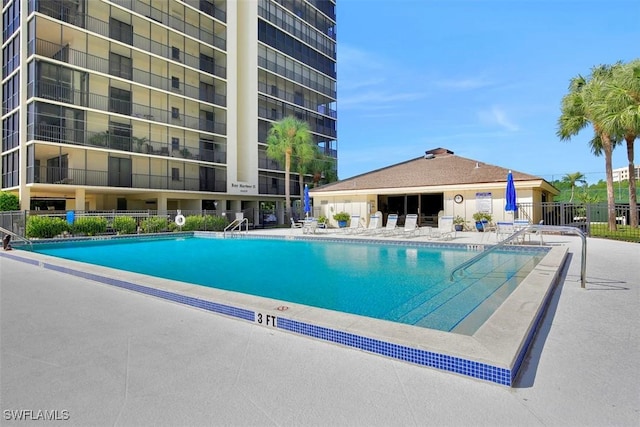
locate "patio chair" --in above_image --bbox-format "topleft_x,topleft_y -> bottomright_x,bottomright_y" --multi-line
362,212 -> 384,235
378,213 -> 399,236
302,218 -> 318,234
343,214 -> 364,234
399,214 -> 419,238
290,218 -> 303,229
495,221 -> 516,242
514,219 -> 544,244
430,215 -> 455,240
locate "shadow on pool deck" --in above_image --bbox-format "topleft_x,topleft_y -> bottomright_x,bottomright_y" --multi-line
1,231 -> 638,426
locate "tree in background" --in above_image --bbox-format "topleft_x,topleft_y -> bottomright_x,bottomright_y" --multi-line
558,64 -> 620,231
594,59 -> 640,228
562,172 -> 587,203
266,116 -> 313,217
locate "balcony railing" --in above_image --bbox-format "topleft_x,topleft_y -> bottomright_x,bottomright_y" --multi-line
30,80 -> 228,136
258,55 -> 336,99
258,81 -> 337,119
32,0 -> 227,51
29,122 -> 228,165
28,166 -> 227,193
33,39 -> 226,107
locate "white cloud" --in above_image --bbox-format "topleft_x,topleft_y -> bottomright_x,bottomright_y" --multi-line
435,77 -> 493,90
477,106 -> 519,131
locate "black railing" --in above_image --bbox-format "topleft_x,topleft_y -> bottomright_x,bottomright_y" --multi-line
28,166 -> 227,193
33,38 -> 227,106
28,123 -> 228,164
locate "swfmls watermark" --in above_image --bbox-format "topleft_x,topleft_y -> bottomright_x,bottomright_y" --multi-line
3,409 -> 70,421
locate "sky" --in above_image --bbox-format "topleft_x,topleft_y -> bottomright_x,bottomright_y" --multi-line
335,0 -> 637,183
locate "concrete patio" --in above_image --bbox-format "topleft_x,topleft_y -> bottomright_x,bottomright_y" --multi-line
0,229 -> 638,426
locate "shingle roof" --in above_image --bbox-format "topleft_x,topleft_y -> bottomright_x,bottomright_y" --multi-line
312,148 -> 549,192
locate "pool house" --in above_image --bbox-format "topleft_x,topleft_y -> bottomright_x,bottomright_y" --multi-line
310,148 -> 559,228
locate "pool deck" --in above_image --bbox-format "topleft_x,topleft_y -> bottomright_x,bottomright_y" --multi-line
1,229 -> 638,426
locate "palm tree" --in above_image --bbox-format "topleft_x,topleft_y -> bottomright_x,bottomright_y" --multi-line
562,172 -> 587,203
266,116 -> 312,217
557,64 -> 620,231
595,59 -> 640,227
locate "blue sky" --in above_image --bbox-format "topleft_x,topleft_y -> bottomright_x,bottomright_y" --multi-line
335,0 -> 637,183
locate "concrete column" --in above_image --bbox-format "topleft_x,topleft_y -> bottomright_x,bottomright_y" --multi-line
157,194 -> 168,214
74,188 -> 86,211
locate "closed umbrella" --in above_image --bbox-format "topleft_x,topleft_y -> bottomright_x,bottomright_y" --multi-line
505,170 -> 517,212
303,184 -> 311,217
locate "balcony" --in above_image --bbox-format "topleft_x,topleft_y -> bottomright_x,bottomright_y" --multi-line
31,80 -> 228,136
28,166 -> 227,192
33,39 -> 227,106
29,123 -> 228,164
32,0 -> 227,51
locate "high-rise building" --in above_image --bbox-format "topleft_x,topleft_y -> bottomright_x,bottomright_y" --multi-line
1,0 -> 337,215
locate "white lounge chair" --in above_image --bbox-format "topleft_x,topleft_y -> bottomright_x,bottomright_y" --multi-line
362,212 -> 383,235
302,218 -> 318,234
495,221 -> 516,242
290,218 -> 303,229
430,215 -> 455,240
400,214 -> 419,238
344,214 -> 364,234
378,213 -> 399,236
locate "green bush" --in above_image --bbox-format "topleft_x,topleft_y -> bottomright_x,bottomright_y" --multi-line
140,216 -> 169,233
0,191 -> 19,211
112,216 -> 137,234
72,216 -> 107,236
181,215 -> 203,231
205,215 -> 229,231
26,216 -> 69,238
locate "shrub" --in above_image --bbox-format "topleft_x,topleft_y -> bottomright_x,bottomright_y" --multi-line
72,216 -> 107,236
204,215 -> 228,231
472,212 -> 492,222
112,216 -> 137,234
140,216 -> 169,233
181,215 -> 203,231
0,191 -> 19,211
26,216 -> 69,238
333,212 -> 350,222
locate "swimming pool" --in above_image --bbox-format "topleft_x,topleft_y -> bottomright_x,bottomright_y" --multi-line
6,232 -> 568,386
32,235 -> 547,334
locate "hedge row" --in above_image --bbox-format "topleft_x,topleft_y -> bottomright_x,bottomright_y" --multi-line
25,214 -> 231,238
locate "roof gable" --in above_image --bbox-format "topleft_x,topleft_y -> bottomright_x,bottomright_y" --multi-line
313,149 -> 551,192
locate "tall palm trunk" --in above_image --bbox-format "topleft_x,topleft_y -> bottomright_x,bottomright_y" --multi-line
625,135 -> 637,227
601,132 -> 617,231
285,147 -> 291,217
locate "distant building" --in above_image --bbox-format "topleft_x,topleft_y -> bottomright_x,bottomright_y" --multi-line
1,0 -> 337,214
612,166 -> 640,183
310,148 -> 559,227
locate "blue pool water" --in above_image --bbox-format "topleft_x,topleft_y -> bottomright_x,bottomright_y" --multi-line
34,236 -> 547,333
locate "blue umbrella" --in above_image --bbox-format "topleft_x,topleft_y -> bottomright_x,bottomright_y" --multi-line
505,170 -> 517,212
303,184 -> 311,217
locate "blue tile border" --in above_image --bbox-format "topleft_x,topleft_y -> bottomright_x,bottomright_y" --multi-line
1,234 -> 559,387
276,317 -> 512,386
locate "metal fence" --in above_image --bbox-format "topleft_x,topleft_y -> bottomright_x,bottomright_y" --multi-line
517,202 -> 640,242
1,202 -> 638,242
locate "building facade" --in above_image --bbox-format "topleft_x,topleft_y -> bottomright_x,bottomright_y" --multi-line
612,165 -> 640,183
1,0 -> 337,214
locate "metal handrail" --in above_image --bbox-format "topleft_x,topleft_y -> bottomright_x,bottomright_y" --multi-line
0,226 -> 33,251
223,218 -> 249,237
450,225 -> 587,288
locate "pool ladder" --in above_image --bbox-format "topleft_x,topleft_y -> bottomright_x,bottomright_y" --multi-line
223,218 -> 249,238
450,225 -> 587,288
0,225 -> 33,251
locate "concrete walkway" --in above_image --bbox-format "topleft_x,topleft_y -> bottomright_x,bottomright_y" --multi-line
1,230 -> 638,426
